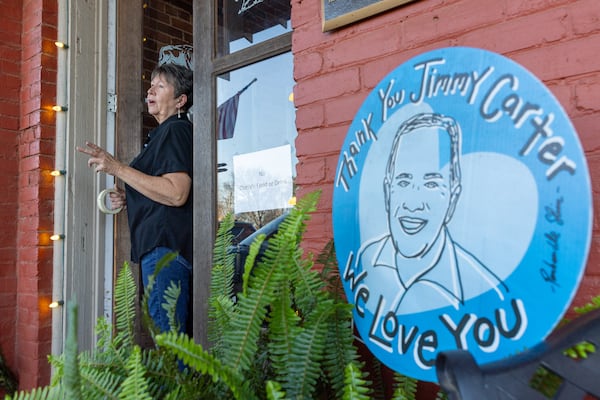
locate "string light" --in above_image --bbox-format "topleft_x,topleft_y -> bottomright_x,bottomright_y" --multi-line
50,234 -> 65,241
50,169 -> 67,177
52,105 -> 68,112
49,300 -> 64,309
54,41 -> 69,49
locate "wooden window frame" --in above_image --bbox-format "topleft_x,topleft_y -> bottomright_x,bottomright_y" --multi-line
192,2 -> 291,346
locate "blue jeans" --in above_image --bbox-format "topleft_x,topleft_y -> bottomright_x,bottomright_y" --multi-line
141,247 -> 191,334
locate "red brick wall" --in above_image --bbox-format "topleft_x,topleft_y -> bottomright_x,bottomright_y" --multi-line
292,0 -> 600,305
142,0 -> 193,136
291,0 -> 600,396
0,0 -> 23,395
14,0 -> 57,391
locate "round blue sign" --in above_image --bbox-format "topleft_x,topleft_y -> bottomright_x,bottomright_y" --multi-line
332,47 -> 592,382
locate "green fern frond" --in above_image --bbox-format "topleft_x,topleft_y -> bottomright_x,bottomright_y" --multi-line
94,315 -> 113,352
141,252 -> 179,337
390,372 -> 418,400
212,213 -> 235,275
162,280 -> 182,333
78,364 -> 122,399
47,355 -> 64,387
574,294 -> 600,315
318,240 -> 347,301
241,234 -> 266,296
140,347 -> 182,397
322,302 -> 363,398
155,332 -> 258,400
365,357 -> 388,400
90,315 -> 131,373
291,257 -> 324,317
279,190 -> 319,243
221,237 -> 287,372
564,340 -> 596,359
113,262 -> 137,350
268,281 -> 302,382
63,301 -> 82,399
117,346 -> 152,400
222,279 -> 279,373
265,380 -> 286,400
342,363 -> 371,400
265,192 -> 321,315
209,214 -> 237,350
6,386 -> 63,400
208,293 -> 236,359
283,299 -> 334,399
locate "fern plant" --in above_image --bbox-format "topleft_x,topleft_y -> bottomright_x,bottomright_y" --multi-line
6,189 -> 430,400
7,260 -> 191,400
157,190 -> 373,399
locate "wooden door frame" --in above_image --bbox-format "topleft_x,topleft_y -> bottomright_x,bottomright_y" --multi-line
115,1 -> 291,348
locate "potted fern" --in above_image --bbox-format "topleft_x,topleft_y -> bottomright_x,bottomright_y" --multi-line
6,190 -> 426,399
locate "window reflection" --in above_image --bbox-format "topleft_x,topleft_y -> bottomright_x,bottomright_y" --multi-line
217,0 -> 291,56
217,52 -> 296,228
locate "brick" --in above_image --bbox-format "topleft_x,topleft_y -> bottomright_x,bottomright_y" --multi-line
568,0 -> 600,36
295,67 -> 360,106
324,91 -> 365,126
575,80 -> 600,112
295,156 -> 326,184
290,0 -> 317,30
22,10 -> 43,37
572,114 -> 600,153
294,102 -> 324,131
293,51 -> 323,81
292,19 -> 329,55
0,1 -> 21,20
511,33 -> 600,83
0,19 -> 22,43
0,61 -> 21,78
403,0 -> 505,47
359,49 -> 427,90
20,156 -> 41,172
296,125 -> 348,158
545,82 -> 574,116
0,116 -> 19,130
0,158 -> 16,173
322,26 -> 402,70
0,100 -> 20,118
0,73 -> 21,91
460,6 -> 569,55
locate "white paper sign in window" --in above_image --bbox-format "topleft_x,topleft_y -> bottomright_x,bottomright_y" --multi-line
233,144 -> 293,214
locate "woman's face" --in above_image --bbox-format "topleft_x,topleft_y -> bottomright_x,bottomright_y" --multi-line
147,73 -> 179,124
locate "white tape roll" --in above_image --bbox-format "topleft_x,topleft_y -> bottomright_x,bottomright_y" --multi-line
97,188 -> 123,214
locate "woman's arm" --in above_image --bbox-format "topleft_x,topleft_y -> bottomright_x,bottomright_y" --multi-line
76,141 -> 191,207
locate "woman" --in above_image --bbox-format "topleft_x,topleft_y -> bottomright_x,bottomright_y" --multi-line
77,63 -> 193,334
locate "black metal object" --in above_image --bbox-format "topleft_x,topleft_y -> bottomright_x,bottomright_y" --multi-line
436,308 -> 600,400
229,212 -> 288,295
217,162 -> 228,173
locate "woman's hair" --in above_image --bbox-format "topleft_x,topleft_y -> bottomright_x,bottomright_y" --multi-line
151,63 -> 193,112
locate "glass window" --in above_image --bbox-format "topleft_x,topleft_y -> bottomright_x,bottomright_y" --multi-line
217,0 -> 291,57
216,52 -> 296,228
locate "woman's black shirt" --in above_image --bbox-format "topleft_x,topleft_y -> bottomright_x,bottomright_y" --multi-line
125,114 -> 193,264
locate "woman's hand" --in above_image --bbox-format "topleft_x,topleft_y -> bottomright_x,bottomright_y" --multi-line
76,142 -> 123,176
77,141 -> 190,207
109,188 -> 126,211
